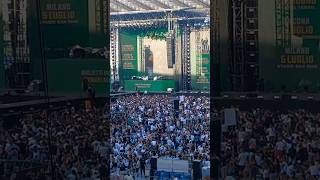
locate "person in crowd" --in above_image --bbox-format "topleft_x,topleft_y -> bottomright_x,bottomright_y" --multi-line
140,156 -> 146,177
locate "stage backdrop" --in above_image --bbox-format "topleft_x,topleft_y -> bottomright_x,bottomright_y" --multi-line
259,0 -> 320,92
190,29 -> 210,90
47,58 -> 107,93
138,37 -> 175,77
119,28 -> 174,79
119,28 -> 211,91
118,28 -> 178,91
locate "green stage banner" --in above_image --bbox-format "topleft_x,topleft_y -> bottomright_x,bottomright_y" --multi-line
28,0 -> 108,93
124,80 -> 176,92
260,0 -> 320,92
40,0 -> 89,49
119,30 -> 139,80
47,58 -> 107,93
274,0 -> 320,91
118,28 -> 173,80
190,29 -> 210,91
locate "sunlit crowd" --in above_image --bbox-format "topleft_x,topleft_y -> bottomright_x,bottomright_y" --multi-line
1,93 -> 320,180
110,94 -> 210,178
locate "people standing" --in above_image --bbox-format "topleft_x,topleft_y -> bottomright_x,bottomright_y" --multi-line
140,156 -> 146,177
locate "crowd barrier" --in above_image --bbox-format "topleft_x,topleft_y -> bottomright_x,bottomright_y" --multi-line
212,98 -> 320,112
156,171 -> 191,180
112,91 -> 320,112
2,91 -> 319,126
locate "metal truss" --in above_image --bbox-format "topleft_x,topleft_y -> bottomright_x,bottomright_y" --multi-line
211,0 -> 220,95
182,25 -> 192,90
110,7 -> 209,27
275,0 -> 291,47
3,0 -> 30,88
230,0 -> 245,91
110,0 -> 210,92
110,0 -> 210,13
110,8 -> 209,32
244,0 -> 259,91
110,28 -> 118,83
230,0 -> 259,91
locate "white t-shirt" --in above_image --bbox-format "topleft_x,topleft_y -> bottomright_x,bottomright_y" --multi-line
169,125 -> 175,132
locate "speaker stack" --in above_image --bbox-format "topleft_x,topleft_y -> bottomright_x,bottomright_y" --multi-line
150,156 -> 157,179
192,160 -> 202,180
173,98 -> 179,118
166,34 -> 175,68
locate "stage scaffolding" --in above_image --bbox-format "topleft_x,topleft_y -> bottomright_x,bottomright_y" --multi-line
110,5 -> 209,91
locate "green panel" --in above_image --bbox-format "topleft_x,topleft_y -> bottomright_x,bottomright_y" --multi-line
191,49 -> 210,91
274,39 -> 320,92
89,32 -> 105,47
119,30 -> 138,80
124,80 -> 176,92
293,0 -> 320,36
261,0 -> 320,92
41,0 -> 89,49
190,30 -> 210,91
28,0 -> 108,88
0,11 -> 4,88
119,28 -> 187,92
88,0 -> 107,47
47,58 -> 107,94
28,0 -> 89,80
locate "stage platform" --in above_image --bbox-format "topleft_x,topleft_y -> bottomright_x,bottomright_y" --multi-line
123,80 -> 176,92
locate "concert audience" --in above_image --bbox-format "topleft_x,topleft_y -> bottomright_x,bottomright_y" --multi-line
110,94 -> 210,178
221,108 -> 320,179
1,93 -> 319,180
0,106 -> 109,180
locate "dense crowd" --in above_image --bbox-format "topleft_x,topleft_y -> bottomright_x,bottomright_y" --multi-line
110,94 -> 210,177
2,93 -> 319,180
0,106 -> 109,180
221,108 -> 320,180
